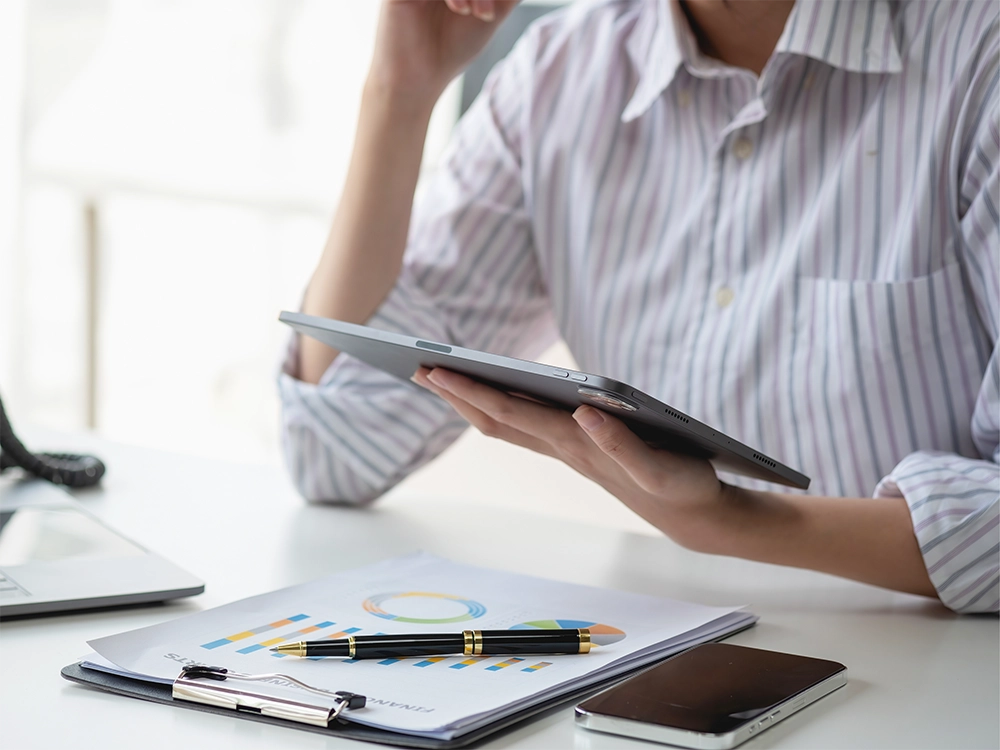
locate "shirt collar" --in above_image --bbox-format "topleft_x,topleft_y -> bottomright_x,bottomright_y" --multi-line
774,0 -> 903,74
622,0 -> 689,123
622,0 -> 903,123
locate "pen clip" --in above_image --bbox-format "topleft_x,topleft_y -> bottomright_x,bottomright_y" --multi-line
173,665 -> 365,727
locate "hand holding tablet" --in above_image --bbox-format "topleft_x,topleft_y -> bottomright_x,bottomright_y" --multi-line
280,311 -> 809,489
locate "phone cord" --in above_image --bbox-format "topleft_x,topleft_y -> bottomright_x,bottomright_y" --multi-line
0,393 -> 106,488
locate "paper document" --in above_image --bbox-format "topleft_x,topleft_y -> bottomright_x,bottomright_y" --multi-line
84,553 -> 756,740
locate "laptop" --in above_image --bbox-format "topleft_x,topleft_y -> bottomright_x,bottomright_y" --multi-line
0,478 -> 204,617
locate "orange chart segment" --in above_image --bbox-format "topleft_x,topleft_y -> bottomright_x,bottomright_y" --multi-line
511,619 -> 626,647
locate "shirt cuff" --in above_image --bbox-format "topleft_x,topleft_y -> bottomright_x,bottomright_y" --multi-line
875,450 -> 999,613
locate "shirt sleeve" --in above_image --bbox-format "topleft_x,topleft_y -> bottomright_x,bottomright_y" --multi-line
874,50 -> 1000,614
278,30 -> 558,504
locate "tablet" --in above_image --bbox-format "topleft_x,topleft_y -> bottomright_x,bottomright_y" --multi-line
280,312 -> 809,489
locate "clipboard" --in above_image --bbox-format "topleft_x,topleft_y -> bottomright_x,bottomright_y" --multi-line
60,554 -> 758,745
61,660 -> 619,748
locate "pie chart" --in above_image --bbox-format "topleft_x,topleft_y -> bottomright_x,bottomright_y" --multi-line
511,619 -> 626,646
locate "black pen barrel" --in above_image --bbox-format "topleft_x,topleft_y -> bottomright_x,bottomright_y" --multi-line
302,641 -> 352,657
296,628 -> 590,658
303,633 -> 466,658
478,629 -> 588,655
353,633 -> 466,659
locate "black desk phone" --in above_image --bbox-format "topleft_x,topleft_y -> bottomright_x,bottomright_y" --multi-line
0,394 -> 105,488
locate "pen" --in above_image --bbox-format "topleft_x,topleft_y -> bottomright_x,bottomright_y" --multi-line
270,628 -> 592,659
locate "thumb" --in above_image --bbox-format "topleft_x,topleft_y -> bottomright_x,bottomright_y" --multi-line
572,406 -> 658,492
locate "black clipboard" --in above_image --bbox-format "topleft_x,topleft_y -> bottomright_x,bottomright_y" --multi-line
61,661 -> 613,748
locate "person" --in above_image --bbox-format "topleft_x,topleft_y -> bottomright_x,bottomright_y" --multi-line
278,0 -> 999,614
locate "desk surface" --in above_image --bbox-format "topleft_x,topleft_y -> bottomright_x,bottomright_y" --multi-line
1,432 -> 997,750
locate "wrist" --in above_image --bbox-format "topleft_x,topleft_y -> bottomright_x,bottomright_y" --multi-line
674,483 -> 773,555
363,69 -> 443,120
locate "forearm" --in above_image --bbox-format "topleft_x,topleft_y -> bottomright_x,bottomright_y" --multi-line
691,487 -> 937,599
299,82 -> 436,383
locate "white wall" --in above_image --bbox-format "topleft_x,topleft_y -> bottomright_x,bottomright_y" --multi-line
12,0 -> 458,464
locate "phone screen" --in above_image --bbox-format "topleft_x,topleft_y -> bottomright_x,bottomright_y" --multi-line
578,643 -> 845,735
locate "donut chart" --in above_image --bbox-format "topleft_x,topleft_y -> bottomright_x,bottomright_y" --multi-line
511,619 -> 626,646
363,592 -> 487,624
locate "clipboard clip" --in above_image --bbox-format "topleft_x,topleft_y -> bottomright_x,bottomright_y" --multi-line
173,664 -> 366,728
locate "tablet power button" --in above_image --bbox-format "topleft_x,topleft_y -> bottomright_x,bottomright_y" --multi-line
416,340 -> 452,354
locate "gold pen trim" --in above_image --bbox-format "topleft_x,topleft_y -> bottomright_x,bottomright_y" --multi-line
473,630 -> 483,655
348,636 -> 356,659
578,628 -> 592,654
463,630 -> 474,656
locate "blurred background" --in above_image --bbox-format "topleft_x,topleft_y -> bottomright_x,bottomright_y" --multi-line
0,0 -> 658,532
4,1 -> 387,466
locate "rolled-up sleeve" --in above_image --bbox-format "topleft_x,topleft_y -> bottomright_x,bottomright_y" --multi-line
875,451 -> 999,613
278,29 -> 558,504
875,62 -> 1000,614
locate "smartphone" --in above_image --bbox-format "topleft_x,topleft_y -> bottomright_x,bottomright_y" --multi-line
575,643 -> 847,749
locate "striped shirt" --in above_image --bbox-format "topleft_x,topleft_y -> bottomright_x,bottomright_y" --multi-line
279,0 -> 1000,613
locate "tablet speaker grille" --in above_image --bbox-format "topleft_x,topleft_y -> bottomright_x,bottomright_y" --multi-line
752,453 -> 777,468
664,408 -> 689,424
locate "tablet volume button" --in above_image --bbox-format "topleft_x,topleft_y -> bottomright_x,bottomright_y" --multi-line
416,340 -> 452,354
569,373 -> 587,382
552,370 -> 569,378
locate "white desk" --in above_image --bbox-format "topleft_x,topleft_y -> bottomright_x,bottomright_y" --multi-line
1,433 -> 997,750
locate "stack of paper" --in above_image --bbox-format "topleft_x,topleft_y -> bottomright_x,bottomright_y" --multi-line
81,553 -> 756,741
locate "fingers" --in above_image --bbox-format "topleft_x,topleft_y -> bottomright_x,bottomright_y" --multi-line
411,368 -> 650,491
422,368 -> 575,440
572,406 -> 662,493
444,0 -> 471,15
411,368 -> 557,457
445,0 -> 497,22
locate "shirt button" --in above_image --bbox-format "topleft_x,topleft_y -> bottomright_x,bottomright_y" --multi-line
678,89 -> 692,108
733,137 -> 753,160
715,286 -> 735,308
